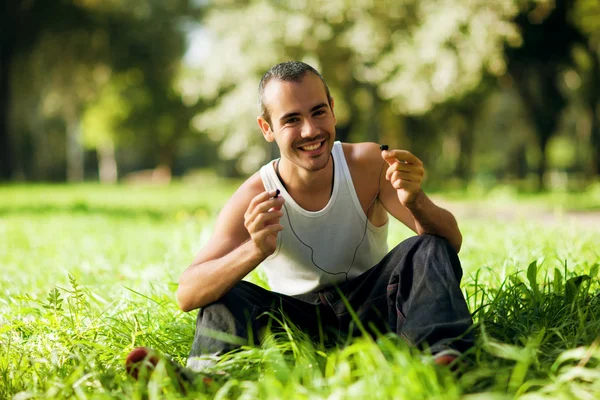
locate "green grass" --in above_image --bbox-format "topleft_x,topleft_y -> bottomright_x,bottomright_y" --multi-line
1,183 -> 599,399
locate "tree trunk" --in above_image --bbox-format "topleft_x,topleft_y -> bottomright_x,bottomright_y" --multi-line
456,114 -> 473,182
159,140 -> 177,174
32,109 -> 50,180
98,141 -> 117,183
65,109 -> 84,182
511,66 -> 565,190
537,135 -> 551,190
592,103 -> 600,176
587,54 -> 600,177
513,144 -> 528,180
0,0 -> 16,181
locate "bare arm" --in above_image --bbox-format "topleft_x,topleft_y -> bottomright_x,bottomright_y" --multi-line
348,143 -> 461,252
377,146 -> 462,252
383,187 -> 462,252
176,174 -> 285,311
346,143 -> 461,252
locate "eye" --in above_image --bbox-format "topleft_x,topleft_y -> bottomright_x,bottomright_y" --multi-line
313,109 -> 326,117
286,117 -> 300,124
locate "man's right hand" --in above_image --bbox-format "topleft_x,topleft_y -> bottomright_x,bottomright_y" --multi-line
244,190 -> 284,259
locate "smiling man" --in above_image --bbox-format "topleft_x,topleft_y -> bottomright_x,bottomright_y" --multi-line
127,61 -> 474,383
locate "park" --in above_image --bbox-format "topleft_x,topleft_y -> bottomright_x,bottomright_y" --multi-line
2,0 -> 600,399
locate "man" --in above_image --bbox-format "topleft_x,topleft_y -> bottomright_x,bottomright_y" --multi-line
126,61 -> 473,383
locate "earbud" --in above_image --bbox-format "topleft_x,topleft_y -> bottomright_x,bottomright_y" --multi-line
379,144 -> 389,151
274,189 -> 280,198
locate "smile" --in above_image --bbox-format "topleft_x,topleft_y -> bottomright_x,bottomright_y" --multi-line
299,140 -> 325,151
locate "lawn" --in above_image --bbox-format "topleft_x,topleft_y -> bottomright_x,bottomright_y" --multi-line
1,183 -> 599,399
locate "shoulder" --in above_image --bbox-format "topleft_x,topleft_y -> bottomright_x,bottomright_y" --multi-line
208,170 -> 266,240
341,142 -> 382,172
186,170 -> 268,268
340,142 -> 386,205
227,171 -> 266,211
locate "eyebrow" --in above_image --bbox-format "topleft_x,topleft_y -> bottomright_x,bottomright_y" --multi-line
279,103 -> 328,123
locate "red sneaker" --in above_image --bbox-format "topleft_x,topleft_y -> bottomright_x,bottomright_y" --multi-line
125,347 -> 160,379
432,349 -> 462,367
125,347 -> 214,389
433,354 -> 458,366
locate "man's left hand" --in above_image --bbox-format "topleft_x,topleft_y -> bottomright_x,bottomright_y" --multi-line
381,149 -> 425,208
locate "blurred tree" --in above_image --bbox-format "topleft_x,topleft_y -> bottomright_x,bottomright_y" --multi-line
3,0 -> 200,181
572,0 -> 600,176
504,0 -> 588,189
1,0 -> 82,180
414,77 -> 496,184
188,0 -> 519,175
0,0 -> 17,180
81,74 -> 133,183
101,3 -> 201,178
1,0 -> 109,180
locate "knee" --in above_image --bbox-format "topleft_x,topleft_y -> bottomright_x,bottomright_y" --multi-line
194,301 -> 255,345
196,281 -> 253,319
407,234 -> 462,280
412,234 -> 454,253
195,290 -> 256,331
199,301 -> 231,316
387,234 -> 455,266
195,302 -> 232,328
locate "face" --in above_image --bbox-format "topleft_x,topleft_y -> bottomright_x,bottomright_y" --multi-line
257,73 -> 336,172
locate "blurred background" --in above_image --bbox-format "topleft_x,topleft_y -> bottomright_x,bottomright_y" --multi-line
2,0 -> 600,192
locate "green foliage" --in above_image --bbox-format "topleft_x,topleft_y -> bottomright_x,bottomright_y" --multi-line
5,0 -> 600,188
1,183 -> 600,398
6,0 -> 202,181
82,74 -> 134,149
190,0 -> 519,173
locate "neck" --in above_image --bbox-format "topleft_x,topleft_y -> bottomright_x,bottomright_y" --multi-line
276,155 -> 334,195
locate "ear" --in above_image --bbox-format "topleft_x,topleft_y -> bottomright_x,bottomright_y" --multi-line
257,116 -> 275,143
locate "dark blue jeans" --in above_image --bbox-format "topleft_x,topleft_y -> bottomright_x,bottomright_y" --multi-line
187,234 -> 473,370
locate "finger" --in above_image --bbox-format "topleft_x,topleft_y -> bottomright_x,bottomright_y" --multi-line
386,163 -> 412,180
254,223 -> 284,237
382,149 -> 423,166
255,210 -> 284,228
390,171 -> 422,183
249,208 -> 283,225
390,171 -> 404,184
390,171 -> 412,186
247,210 -> 284,232
382,153 -> 397,166
247,190 -> 279,214
252,224 -> 284,243
392,179 -> 419,192
264,224 -> 284,233
382,149 -> 419,164
269,203 -> 283,212
247,197 -> 285,222
244,199 -> 278,227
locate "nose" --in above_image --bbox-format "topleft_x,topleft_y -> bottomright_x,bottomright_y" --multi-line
300,118 -> 318,138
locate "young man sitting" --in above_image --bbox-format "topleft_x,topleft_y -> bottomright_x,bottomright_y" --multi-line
126,61 -> 473,384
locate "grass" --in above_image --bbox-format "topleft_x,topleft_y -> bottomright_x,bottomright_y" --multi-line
1,183 -> 599,399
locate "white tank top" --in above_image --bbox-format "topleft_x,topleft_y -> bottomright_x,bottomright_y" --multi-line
259,141 -> 388,296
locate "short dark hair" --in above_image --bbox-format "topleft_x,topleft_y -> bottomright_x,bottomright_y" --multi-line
258,61 -> 332,125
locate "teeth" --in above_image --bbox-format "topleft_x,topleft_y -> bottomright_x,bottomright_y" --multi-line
302,142 -> 321,151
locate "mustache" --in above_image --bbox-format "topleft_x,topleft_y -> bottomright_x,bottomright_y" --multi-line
295,134 -> 328,147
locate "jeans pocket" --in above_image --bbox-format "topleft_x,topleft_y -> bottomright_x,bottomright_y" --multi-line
387,283 -> 406,324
